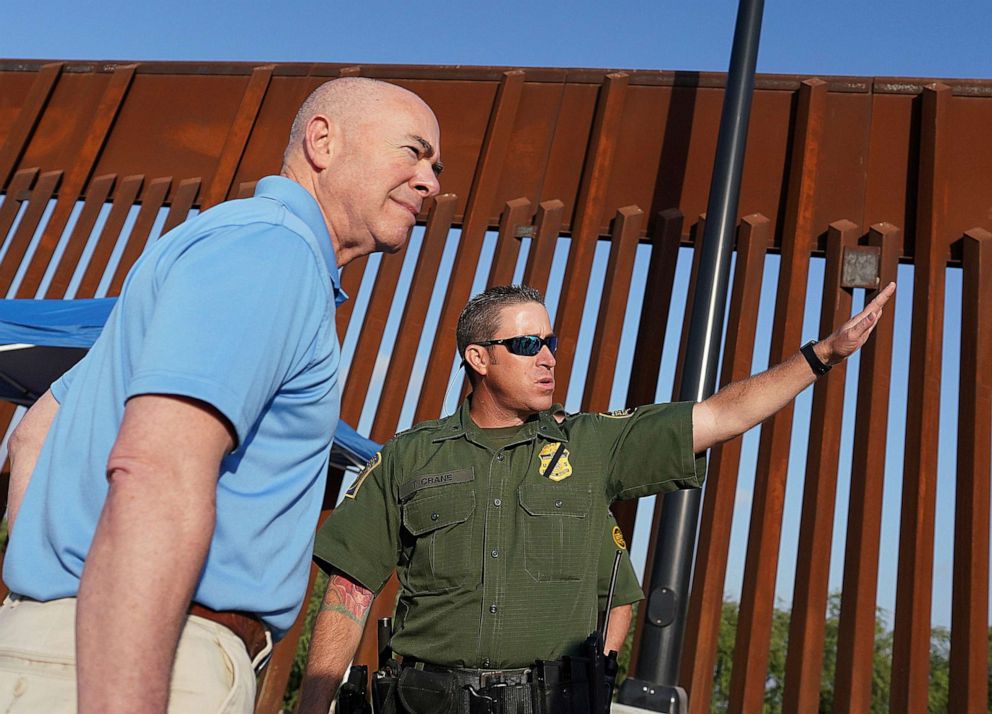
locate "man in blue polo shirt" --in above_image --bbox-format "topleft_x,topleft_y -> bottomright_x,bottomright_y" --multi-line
0,77 -> 442,713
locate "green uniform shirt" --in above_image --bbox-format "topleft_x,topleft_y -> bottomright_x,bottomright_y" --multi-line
314,399 -> 704,668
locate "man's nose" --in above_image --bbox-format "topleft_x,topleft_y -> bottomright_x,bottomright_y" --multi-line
413,162 -> 441,198
538,346 -> 556,367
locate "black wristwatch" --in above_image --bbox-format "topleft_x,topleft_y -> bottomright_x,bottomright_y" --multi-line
801,340 -> 832,376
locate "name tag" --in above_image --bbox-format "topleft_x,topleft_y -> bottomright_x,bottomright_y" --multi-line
399,467 -> 474,500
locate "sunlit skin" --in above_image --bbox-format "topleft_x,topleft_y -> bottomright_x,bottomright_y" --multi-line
464,302 -> 557,427
283,84 -> 443,266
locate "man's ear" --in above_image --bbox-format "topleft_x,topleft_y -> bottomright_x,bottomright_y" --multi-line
303,114 -> 338,171
464,345 -> 489,378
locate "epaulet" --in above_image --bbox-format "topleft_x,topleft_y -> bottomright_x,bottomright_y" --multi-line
389,416 -> 449,442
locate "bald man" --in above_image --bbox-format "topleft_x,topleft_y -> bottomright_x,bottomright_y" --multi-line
0,78 -> 441,714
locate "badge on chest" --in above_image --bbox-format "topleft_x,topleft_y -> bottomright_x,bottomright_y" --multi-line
538,442 -> 573,482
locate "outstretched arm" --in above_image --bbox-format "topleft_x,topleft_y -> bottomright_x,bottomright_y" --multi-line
298,571 -> 375,714
692,282 -> 895,453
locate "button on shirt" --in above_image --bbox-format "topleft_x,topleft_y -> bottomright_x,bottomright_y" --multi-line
5,176 -> 344,640
315,398 -> 704,668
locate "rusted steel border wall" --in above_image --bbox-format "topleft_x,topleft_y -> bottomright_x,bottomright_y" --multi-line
0,60 -> 989,713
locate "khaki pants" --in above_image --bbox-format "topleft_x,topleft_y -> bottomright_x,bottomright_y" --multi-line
0,595 -> 271,713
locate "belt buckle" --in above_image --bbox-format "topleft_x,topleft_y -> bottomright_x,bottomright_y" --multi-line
479,670 -> 505,688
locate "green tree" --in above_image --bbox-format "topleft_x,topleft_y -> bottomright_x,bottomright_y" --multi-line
927,626 -> 950,713
707,594 -> 957,713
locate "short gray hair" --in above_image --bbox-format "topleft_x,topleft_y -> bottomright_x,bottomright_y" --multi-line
456,284 -> 545,358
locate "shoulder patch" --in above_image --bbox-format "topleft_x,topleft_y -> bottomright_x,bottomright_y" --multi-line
344,451 -> 382,499
611,525 -> 627,550
600,408 -> 635,418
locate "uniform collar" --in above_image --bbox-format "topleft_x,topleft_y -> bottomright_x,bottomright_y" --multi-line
432,398 -> 569,444
254,176 -> 346,305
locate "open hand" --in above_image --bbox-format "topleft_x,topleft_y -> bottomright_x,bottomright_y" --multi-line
818,282 -> 896,365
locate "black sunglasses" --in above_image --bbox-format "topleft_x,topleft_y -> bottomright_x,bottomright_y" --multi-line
475,334 -> 558,357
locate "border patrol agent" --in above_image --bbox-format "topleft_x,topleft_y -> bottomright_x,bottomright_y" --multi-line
300,281 -> 895,713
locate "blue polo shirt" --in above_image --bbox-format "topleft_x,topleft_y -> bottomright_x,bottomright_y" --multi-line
4,176 -> 344,639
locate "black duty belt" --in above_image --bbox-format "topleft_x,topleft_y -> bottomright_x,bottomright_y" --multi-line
417,661 -> 532,688
396,659 -> 535,714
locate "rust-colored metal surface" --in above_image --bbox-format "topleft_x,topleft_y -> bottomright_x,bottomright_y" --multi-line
833,223 -> 900,713
728,78 -> 823,714
782,221 -> 856,713
891,84 -> 949,714
949,228 -> 991,713
681,215 -> 769,714
580,205 -> 642,411
2,60 -> 990,713
369,194 -> 457,441
413,70 -> 525,423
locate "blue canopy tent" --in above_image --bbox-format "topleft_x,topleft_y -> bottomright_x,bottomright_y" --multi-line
0,298 -> 378,470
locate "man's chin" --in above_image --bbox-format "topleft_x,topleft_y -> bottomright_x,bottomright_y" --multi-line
533,395 -> 555,412
375,227 -> 414,254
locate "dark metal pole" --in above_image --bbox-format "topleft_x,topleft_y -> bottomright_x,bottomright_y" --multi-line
619,0 -> 765,707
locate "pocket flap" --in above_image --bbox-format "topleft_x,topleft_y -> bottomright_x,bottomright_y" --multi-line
518,483 -> 591,517
403,491 -> 476,536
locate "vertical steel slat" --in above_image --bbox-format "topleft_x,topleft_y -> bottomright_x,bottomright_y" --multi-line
485,198 -> 532,287
890,83 -> 950,714
335,255 -> 369,340
102,177 -> 172,296
369,194 -> 458,441
624,209 -> 684,409
161,178 -> 202,234
0,169 -> 40,246
74,175 -> 144,298
551,73 -> 629,403
0,170 -> 63,294
627,215 -> 705,676
521,200 -> 563,297
337,250 -> 407,426
948,228 -> 991,712
681,215 -> 769,714
610,210 -> 684,569
458,197 -> 536,402
43,173 -> 117,298
14,66 -> 137,295
833,223 -> 900,713
200,66 -> 275,209
670,217 -> 707,395
235,181 -> 257,200
782,220 -> 858,713
413,70 -> 526,422
580,206 -> 642,411
0,62 -> 62,188
728,77 -> 826,714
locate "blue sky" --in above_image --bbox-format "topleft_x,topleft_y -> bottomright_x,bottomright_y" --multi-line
6,1 -> 992,80
6,0 -> 988,627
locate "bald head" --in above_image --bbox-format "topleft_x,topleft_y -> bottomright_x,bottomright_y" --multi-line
283,78 -> 431,166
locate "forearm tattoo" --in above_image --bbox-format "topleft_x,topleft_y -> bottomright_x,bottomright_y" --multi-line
321,574 -> 374,625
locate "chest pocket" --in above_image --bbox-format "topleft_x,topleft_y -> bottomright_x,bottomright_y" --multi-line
401,480 -> 478,592
518,482 -> 592,582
